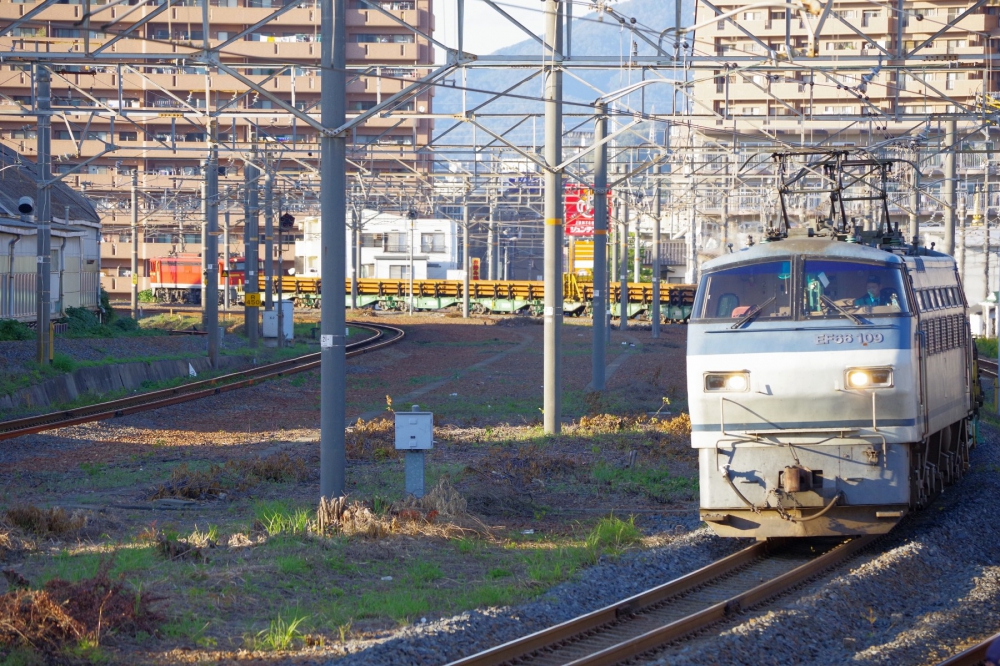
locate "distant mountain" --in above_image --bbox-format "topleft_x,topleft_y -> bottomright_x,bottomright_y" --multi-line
432,0 -> 695,149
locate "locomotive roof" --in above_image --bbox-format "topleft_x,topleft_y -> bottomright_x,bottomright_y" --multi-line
702,238 -> 909,273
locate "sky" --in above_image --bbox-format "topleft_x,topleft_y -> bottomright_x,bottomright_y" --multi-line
433,0 -> 553,58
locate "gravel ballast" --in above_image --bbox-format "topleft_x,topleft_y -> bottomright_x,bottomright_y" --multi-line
328,423 -> 1000,666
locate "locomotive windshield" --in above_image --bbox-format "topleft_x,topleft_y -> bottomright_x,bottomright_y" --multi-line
694,261 -> 792,320
802,260 -> 909,318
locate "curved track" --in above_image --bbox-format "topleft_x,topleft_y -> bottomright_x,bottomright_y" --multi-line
0,322 -> 404,441
447,535 -> 876,666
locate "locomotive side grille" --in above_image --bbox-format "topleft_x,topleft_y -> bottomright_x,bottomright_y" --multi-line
920,314 -> 967,356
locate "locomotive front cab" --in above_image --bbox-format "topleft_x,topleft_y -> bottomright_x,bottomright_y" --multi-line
688,240 -> 923,537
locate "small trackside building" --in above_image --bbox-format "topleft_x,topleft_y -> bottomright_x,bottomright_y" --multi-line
0,145 -> 101,322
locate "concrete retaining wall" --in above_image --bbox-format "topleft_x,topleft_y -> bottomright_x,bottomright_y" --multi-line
0,355 -> 245,415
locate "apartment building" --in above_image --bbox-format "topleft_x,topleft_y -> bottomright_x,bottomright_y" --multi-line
0,0 -> 434,298
679,0 -> 998,282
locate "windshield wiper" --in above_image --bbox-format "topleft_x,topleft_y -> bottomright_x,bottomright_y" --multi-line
821,295 -> 868,326
730,296 -> 776,329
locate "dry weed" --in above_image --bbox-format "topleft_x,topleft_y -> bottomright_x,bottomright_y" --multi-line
345,418 -> 399,461
469,444 -> 576,491
0,526 -> 34,560
151,452 -> 310,500
4,506 -> 87,537
156,536 -> 206,562
0,560 -> 162,652
315,480 -> 483,540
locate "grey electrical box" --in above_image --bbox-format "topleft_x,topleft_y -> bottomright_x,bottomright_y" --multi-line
395,410 -> 433,450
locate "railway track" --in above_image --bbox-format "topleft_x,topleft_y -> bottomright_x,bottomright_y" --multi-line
0,323 -> 404,441
448,535 -> 876,666
980,358 -> 997,379
935,631 -> 1000,666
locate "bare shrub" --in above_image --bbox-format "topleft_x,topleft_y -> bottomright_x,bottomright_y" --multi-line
151,452 -> 310,500
0,560 -> 162,653
4,506 -> 87,537
345,418 -> 399,461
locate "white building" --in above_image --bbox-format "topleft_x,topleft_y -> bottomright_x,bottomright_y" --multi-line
294,210 -> 459,281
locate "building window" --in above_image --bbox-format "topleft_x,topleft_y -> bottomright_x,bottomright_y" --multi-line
354,33 -> 415,44
361,233 -> 384,248
386,233 -> 408,253
420,233 -> 445,253
388,265 -> 410,279
862,10 -> 880,26
360,264 -> 375,278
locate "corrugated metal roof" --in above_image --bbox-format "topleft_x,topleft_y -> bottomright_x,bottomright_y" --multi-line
0,143 -> 100,226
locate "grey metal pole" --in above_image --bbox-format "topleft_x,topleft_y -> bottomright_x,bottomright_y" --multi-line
130,171 -> 138,321
651,163 -> 661,338
244,156 -> 260,347
205,139 -> 219,368
619,198 -> 628,329
200,180 -> 207,313
264,168 -> 274,312
408,216 -> 414,315
633,208 -> 640,284
350,208 -> 358,309
944,120 -> 957,257
35,65 -> 51,365
487,208 -> 495,281
223,209 -> 231,312
320,0 -> 348,500
958,199 -> 966,285
592,104 -> 608,390
542,0 -> 563,435
910,178 -> 920,249
462,194 -> 470,318
610,199 -> 618,279
356,212 -> 362,305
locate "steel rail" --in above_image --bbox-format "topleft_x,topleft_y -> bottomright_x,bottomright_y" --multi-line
935,631 -> 1000,666
0,323 -> 404,441
979,358 -> 997,379
447,535 -> 877,666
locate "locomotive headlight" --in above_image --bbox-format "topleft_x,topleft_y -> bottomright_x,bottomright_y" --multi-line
705,371 -> 750,392
846,367 -> 893,389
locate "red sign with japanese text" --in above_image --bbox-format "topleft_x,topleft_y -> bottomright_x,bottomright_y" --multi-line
564,186 -> 611,237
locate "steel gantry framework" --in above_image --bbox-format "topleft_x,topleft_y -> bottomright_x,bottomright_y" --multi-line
2,0 -> 1000,492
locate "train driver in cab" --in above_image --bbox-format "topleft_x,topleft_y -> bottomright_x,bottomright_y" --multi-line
854,275 -> 884,307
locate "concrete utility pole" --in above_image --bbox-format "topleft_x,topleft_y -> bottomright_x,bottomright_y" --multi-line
205,139 -> 219,368
130,172 -> 138,321
909,180 -> 920,249
462,192 -> 470,318
592,103 -> 608,390
619,196 -> 628,328
651,162 -> 661,339
223,209 -> 231,312
408,211 -> 414,316
35,65 -> 52,365
542,0 -> 563,435
264,168 -> 274,312
610,199 -> 618,279
244,156 -> 260,347
944,120 -> 957,256
320,0 -> 348,500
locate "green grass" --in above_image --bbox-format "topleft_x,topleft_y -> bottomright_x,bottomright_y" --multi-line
977,337 -> 998,359
591,463 -> 698,502
276,555 -> 311,576
585,515 -> 644,553
249,615 -> 308,651
40,545 -> 158,584
254,500 -> 312,536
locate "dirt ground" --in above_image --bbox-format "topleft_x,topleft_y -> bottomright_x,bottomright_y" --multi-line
0,312 -> 696,665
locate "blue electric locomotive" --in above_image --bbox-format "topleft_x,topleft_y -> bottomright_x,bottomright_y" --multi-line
688,228 -> 978,538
